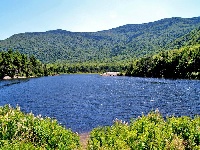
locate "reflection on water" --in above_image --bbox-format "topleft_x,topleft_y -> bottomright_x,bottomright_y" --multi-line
0,74 -> 199,133
0,78 -> 29,88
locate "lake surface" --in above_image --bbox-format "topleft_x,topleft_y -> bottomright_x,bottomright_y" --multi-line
0,74 -> 199,133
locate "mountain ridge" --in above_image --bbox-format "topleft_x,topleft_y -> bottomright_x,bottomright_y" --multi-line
1,17 -> 200,63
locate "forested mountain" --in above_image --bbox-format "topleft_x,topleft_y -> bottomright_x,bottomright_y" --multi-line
1,17 -> 200,63
125,27 -> 200,79
165,26 -> 200,49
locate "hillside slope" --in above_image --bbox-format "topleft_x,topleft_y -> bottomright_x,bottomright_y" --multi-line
1,17 -> 200,63
165,26 -> 200,49
125,27 -> 200,79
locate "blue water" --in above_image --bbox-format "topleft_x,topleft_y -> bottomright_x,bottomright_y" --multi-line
0,74 -> 199,133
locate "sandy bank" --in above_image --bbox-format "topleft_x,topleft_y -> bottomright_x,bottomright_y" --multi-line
79,132 -> 90,149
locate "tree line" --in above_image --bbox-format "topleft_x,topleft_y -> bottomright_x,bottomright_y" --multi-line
1,43 -> 200,80
0,49 -> 127,79
0,49 -> 46,79
125,45 -> 200,79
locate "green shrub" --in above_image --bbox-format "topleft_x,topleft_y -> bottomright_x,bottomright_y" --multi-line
88,110 -> 200,149
0,105 -> 80,149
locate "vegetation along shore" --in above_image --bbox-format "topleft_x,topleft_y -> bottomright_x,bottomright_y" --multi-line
0,105 -> 199,149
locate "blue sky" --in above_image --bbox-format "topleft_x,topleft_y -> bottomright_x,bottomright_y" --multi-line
0,0 -> 200,40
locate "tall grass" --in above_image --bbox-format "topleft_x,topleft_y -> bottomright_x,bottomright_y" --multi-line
88,110 -> 200,150
1,105 -> 199,149
0,105 -> 80,149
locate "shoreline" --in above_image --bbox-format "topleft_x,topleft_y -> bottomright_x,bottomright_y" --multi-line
2,75 -> 35,80
79,132 -> 90,149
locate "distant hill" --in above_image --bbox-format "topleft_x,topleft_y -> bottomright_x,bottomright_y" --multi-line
125,26 -> 200,79
165,26 -> 200,49
1,17 -> 200,63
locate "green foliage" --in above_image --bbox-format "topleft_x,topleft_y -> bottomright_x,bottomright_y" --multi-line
126,44 -> 200,79
0,106 -> 199,149
45,61 -> 128,74
1,17 -> 200,79
166,26 -> 200,49
88,111 -> 200,149
0,50 -> 45,79
0,105 -> 80,149
0,49 -> 128,79
1,17 -> 200,63
126,26 -> 200,79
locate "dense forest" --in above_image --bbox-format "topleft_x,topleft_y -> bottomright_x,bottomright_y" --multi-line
125,26 -> 200,79
1,17 -> 200,63
0,50 -> 127,79
0,50 -> 45,79
165,26 -> 200,49
1,17 -> 200,80
125,45 -> 200,79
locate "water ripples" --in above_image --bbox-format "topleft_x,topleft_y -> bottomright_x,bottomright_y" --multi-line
0,74 -> 199,133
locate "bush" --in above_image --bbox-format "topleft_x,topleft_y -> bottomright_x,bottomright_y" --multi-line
88,110 -> 200,149
0,105 -> 80,149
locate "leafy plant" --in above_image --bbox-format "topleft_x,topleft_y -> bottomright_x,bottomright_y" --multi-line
126,43 -> 200,79
0,105 -> 80,149
88,110 -> 200,149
